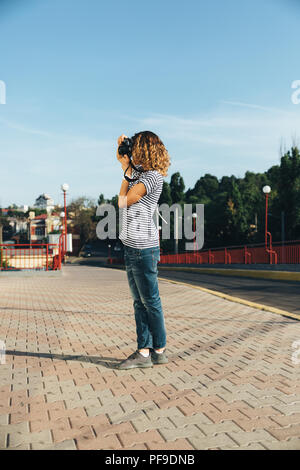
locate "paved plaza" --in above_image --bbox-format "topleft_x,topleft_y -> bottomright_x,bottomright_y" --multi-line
0,265 -> 300,450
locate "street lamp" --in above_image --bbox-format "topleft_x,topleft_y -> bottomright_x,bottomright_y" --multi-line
158,225 -> 162,251
59,211 -> 65,259
61,184 -> 69,253
60,211 -> 65,225
262,185 -> 271,249
60,211 -> 65,232
192,213 -> 197,253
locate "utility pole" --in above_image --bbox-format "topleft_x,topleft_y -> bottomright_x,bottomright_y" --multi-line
174,206 -> 179,254
281,210 -> 285,263
262,186 -> 271,248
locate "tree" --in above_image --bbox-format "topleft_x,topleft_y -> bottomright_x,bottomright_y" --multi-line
224,179 -> 249,244
276,146 -> 300,239
159,182 -> 172,206
0,211 -> 3,244
98,193 -> 105,206
43,145 -> 300,253
238,172 -> 270,243
68,197 -> 97,245
0,209 -> 13,242
170,172 -> 185,204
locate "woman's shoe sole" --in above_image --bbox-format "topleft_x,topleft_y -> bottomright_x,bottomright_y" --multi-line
117,362 -> 153,370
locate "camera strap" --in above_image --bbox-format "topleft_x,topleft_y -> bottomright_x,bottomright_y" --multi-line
124,161 -> 144,182
156,206 -> 168,224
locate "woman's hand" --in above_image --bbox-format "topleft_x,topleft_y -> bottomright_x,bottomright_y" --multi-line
117,134 -> 131,171
117,134 -> 127,147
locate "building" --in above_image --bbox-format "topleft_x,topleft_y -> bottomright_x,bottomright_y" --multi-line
29,213 -> 61,243
34,194 -> 55,214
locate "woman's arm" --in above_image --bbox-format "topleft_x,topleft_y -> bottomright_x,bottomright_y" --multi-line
119,182 -> 147,208
117,134 -> 131,206
118,165 -> 131,207
117,134 -> 147,208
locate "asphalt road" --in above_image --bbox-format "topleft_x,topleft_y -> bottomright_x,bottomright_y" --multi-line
157,268 -> 300,315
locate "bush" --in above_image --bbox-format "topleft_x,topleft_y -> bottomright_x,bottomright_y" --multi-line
0,248 -> 10,269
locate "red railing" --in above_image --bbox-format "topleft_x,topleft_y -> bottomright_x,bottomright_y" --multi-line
0,235 -> 66,271
160,240 -> 300,265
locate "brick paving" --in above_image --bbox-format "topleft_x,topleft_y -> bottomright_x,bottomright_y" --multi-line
0,265 -> 300,450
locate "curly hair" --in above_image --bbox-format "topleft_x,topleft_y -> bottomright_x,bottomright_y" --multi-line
131,131 -> 170,176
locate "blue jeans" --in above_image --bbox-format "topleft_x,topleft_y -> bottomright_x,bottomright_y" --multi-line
123,245 -> 167,350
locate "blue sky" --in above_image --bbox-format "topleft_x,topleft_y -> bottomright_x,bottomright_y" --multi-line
0,0 -> 300,207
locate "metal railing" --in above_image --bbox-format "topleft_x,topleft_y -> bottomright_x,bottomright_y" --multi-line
0,233 -> 66,271
159,240 -> 300,265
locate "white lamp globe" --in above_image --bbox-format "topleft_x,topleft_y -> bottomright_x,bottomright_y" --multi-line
60,211 -> 65,218
192,213 -> 198,218
61,183 -> 69,192
262,185 -> 271,194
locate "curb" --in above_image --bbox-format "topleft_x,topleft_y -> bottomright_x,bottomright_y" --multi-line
157,266 -> 300,282
0,270 -> 62,277
159,277 -> 300,322
105,264 -> 300,322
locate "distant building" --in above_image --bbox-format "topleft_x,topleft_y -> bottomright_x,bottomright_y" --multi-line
29,213 -> 61,243
34,194 -> 55,214
8,218 -> 27,234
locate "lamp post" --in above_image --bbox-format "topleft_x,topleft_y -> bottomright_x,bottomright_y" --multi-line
262,185 -> 271,249
174,206 -> 179,255
59,211 -> 65,252
158,225 -> 162,252
192,213 -> 197,253
61,184 -> 69,253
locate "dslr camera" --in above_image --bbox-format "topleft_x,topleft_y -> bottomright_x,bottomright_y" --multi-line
118,136 -> 143,181
118,137 -> 133,159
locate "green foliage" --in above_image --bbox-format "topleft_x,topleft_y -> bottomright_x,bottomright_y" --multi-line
170,172 -> 185,204
275,147 -> 300,239
0,248 -> 10,269
23,145 -> 299,253
159,182 -> 172,206
160,146 -> 300,250
68,197 -> 98,245
24,208 -> 47,217
98,193 -> 105,206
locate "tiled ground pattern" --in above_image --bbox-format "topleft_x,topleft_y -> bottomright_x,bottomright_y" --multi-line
0,266 -> 300,450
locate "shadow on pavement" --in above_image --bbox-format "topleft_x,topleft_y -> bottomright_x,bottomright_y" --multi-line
5,350 -> 122,369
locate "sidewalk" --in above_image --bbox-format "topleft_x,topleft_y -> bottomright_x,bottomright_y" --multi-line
0,265 -> 300,450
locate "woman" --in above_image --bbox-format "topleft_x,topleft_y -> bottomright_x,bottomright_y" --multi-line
117,131 -> 170,370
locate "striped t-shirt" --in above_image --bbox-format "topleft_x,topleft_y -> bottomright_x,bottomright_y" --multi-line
119,166 -> 163,249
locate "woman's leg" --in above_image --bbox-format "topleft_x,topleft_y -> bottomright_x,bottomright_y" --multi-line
124,248 -> 153,351
130,246 -> 166,350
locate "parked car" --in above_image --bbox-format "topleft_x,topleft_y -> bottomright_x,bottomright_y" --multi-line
1,240 -> 15,249
83,249 -> 92,257
81,244 -> 92,257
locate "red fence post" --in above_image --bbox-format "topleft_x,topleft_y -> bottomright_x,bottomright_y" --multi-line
46,244 -> 49,271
